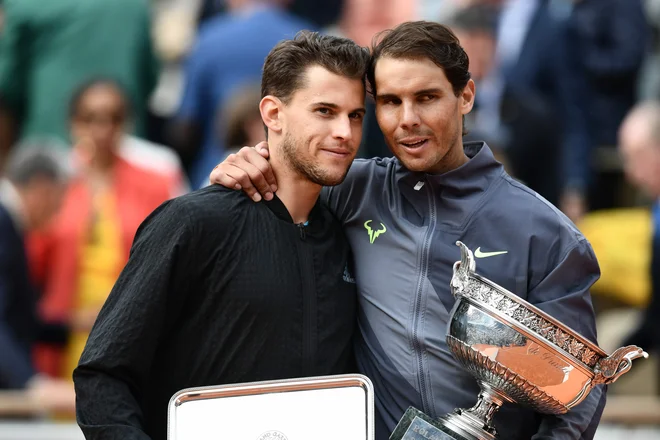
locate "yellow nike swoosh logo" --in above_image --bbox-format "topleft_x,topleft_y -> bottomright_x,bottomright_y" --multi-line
474,247 -> 508,258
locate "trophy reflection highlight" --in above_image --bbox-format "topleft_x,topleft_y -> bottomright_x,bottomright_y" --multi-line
390,241 -> 649,440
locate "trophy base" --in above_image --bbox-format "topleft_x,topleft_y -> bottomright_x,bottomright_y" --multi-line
390,407 -> 470,440
438,409 -> 496,440
390,407 -> 496,440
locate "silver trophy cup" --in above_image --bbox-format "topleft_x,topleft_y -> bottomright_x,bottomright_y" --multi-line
391,241 -> 648,440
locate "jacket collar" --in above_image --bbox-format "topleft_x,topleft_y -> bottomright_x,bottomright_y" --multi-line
396,142 -> 505,229
263,193 -> 325,232
398,141 -> 504,194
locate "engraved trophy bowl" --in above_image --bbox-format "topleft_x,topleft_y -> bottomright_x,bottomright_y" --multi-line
390,241 -> 648,440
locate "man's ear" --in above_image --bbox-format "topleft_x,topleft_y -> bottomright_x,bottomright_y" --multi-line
460,79 -> 476,115
260,95 -> 283,133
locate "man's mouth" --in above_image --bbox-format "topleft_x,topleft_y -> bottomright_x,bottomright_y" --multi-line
321,148 -> 352,158
399,138 -> 428,149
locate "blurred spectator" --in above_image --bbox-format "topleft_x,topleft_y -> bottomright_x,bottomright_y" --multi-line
220,84 -> 265,155
27,79 -> 173,380
448,4 -> 502,145
460,0 -> 591,221
326,0 -> 415,159
197,84 -> 264,188
119,135 -> 189,197
328,0 -> 414,48
196,0 -> 226,26
288,0 -> 344,28
639,0 -> 660,99
171,0 -> 313,189
570,0 -> 650,212
0,144 -> 75,413
447,0 -> 589,219
195,0 -> 343,29
435,0 -> 505,23
0,0 -> 159,151
619,101 -> 660,356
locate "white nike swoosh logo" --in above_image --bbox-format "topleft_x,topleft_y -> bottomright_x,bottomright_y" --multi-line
474,247 -> 508,258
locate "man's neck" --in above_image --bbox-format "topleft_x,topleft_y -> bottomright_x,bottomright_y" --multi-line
427,140 -> 470,175
269,153 -> 322,225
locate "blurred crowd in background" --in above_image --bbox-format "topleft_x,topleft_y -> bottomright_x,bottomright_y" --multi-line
0,0 -> 659,426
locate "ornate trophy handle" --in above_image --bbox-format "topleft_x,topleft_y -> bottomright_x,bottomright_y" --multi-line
451,241 -> 476,297
593,346 -> 649,385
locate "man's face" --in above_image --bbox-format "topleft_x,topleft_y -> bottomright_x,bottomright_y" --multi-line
277,65 -> 366,186
23,177 -> 66,231
71,84 -> 127,159
374,56 -> 474,174
452,29 -> 495,82
342,0 -> 413,46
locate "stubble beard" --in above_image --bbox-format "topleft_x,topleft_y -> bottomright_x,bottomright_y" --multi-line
388,117 -> 463,174
280,132 -> 350,187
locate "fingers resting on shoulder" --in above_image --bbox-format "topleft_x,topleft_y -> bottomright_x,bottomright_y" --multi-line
209,141 -> 278,202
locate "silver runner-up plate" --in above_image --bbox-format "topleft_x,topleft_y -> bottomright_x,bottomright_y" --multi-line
168,374 -> 375,440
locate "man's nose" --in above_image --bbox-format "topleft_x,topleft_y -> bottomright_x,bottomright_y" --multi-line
332,116 -> 353,141
400,102 -> 421,128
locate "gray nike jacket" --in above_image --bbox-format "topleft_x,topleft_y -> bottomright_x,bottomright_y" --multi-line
322,142 -> 605,440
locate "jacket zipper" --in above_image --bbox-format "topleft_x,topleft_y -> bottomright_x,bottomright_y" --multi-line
296,223 -> 317,375
411,181 -> 437,417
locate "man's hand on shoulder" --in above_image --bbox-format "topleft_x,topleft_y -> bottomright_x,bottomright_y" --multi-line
209,141 -> 278,202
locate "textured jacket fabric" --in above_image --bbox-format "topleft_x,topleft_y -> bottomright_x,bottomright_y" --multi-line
73,186 -> 357,440
324,142 -> 605,440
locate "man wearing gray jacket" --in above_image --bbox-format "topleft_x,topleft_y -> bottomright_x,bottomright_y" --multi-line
210,21 -> 605,440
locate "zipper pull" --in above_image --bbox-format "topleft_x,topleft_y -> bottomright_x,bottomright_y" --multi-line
298,223 -> 306,240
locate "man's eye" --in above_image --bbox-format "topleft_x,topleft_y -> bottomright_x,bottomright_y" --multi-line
420,95 -> 435,102
349,113 -> 364,121
317,108 -> 331,115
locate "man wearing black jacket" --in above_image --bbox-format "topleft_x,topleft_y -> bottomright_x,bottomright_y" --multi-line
73,31 -> 369,440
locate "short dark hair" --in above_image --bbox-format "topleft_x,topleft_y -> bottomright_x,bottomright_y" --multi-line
68,77 -> 131,120
261,30 -> 370,103
367,21 -> 471,98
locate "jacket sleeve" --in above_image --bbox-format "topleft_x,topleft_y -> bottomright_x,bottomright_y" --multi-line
527,237 -> 606,440
73,199 -> 198,440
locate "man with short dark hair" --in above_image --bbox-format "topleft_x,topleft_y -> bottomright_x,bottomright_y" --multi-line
211,20 -> 605,439
73,31 -> 369,440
